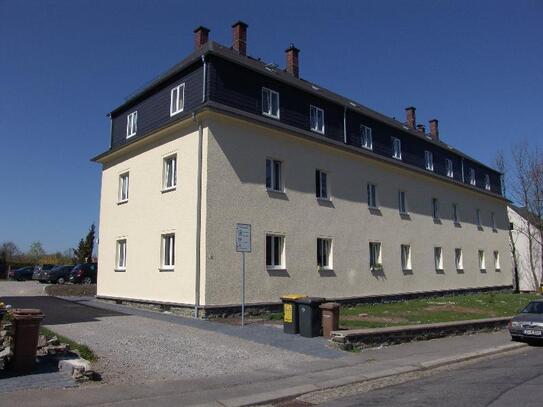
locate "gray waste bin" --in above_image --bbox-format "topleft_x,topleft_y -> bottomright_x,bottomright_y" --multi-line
297,297 -> 326,337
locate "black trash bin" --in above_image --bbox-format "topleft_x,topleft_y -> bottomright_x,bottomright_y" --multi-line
280,294 -> 305,334
297,297 -> 326,337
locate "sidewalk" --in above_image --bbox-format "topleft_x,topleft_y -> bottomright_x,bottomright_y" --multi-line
3,330 -> 525,407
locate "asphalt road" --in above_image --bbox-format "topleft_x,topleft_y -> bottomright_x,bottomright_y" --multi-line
322,347 -> 543,407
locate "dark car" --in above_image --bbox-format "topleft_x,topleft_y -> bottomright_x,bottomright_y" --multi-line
32,264 -> 56,282
69,263 -> 97,284
41,265 -> 74,284
8,266 -> 35,281
509,300 -> 543,342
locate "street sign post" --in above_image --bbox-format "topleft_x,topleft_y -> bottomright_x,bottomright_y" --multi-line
235,224 -> 251,326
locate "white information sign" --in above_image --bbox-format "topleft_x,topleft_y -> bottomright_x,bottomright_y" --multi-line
236,223 -> 252,253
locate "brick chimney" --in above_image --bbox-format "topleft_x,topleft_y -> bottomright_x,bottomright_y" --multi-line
194,26 -> 210,49
416,124 -> 426,135
429,119 -> 439,140
232,21 -> 248,56
285,43 -> 300,78
405,107 -> 416,130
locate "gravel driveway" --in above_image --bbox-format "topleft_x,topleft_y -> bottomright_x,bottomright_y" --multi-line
1,281 -> 341,385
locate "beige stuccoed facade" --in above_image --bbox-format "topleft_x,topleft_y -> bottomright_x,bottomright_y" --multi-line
97,110 -> 512,308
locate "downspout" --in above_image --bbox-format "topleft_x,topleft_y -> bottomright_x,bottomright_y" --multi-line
201,55 -> 207,103
107,113 -> 113,149
461,158 -> 465,183
343,106 -> 347,144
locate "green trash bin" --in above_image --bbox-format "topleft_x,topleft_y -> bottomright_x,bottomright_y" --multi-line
297,297 -> 326,337
280,294 -> 305,334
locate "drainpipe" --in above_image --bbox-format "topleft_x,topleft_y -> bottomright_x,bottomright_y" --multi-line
461,158 -> 465,183
107,113 -> 112,149
343,107 -> 347,144
192,112 -> 204,318
201,55 -> 207,103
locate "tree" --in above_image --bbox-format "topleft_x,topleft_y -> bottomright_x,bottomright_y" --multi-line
73,224 -> 96,264
28,241 -> 46,264
0,241 -> 20,263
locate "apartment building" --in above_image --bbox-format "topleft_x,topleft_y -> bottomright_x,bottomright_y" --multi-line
93,22 -> 512,315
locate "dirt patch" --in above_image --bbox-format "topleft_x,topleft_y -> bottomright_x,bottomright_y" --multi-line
424,304 -> 494,316
342,315 -> 410,324
45,284 -> 96,297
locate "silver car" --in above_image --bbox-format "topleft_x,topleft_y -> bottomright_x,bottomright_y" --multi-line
509,299 -> 543,342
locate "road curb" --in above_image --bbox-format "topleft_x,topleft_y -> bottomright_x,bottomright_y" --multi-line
216,341 -> 527,407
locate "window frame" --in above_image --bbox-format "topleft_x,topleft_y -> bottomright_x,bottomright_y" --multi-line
392,137 -> 402,160
162,154 -> 178,191
266,234 -> 285,270
361,125 -> 373,150
452,203 -> 460,224
115,239 -> 127,271
469,168 -> 476,186
398,190 -> 407,214
367,183 -> 378,209
161,233 -> 176,271
491,211 -> 497,231
317,238 -> 333,270
478,249 -> 486,271
126,111 -> 138,138
369,241 -> 382,271
315,169 -> 329,200
476,208 -> 482,227
401,244 -> 412,271
434,247 -> 444,271
432,198 -> 440,220
455,248 -> 464,271
118,172 -> 129,203
266,158 -> 284,192
262,87 -> 280,119
170,83 -> 185,117
425,150 -> 434,171
484,174 -> 491,190
446,159 -> 454,178
309,105 -> 325,134
494,250 -> 500,271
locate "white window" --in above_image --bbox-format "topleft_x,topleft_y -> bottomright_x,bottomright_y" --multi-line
401,244 -> 412,271
317,238 -> 332,269
161,233 -> 175,270
126,111 -> 137,138
476,209 -> 482,227
118,172 -> 129,203
425,150 -> 434,171
163,155 -> 177,190
316,169 -> 329,199
491,212 -> 496,230
266,158 -> 283,192
369,242 -> 382,270
434,247 -> 443,271
455,248 -> 463,270
266,234 -> 285,269
367,183 -> 377,208
116,239 -> 127,271
262,88 -> 280,119
485,174 -> 491,190
446,159 -> 454,178
494,251 -> 500,270
170,84 -> 185,116
478,250 -> 486,270
361,125 -> 372,149
398,190 -> 407,214
432,198 -> 440,219
310,105 -> 325,134
392,137 -> 402,160
452,203 -> 459,224
469,168 -> 476,186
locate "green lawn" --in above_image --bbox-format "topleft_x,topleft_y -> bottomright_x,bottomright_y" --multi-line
339,292 -> 540,329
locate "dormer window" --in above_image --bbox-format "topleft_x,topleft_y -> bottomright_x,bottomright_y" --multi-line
425,150 -> 434,171
361,125 -> 372,150
484,174 -> 491,190
446,159 -> 454,178
262,88 -> 280,119
170,84 -> 185,116
392,137 -> 402,160
469,168 -> 476,186
126,111 -> 137,138
310,105 -> 325,134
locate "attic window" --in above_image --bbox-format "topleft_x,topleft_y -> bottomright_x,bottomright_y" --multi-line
126,111 -> 137,138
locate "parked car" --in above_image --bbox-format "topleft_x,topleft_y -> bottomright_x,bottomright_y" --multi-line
32,264 -> 56,282
509,300 -> 543,342
41,265 -> 74,284
8,266 -> 35,281
69,263 -> 97,284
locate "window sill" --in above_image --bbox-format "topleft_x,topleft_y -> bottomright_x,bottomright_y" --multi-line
117,200 -> 128,205
159,267 -> 175,272
492,228 -> 498,233
362,145 -> 373,151
457,268 -> 465,273
310,128 -> 325,135
399,212 -> 410,220
262,112 -> 280,120
454,222 -> 462,228
477,226 -> 484,231
266,188 -> 286,195
317,197 -> 332,203
126,133 -> 136,139
267,267 -> 287,272
170,109 -> 184,117
495,268 -> 501,272
433,218 -> 442,224
162,187 -> 177,194
318,267 -> 334,272
114,268 -> 126,272
393,156 -> 402,161
369,207 -> 382,216
370,266 -> 384,273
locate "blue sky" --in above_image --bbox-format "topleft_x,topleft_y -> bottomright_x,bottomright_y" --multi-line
0,0 -> 541,253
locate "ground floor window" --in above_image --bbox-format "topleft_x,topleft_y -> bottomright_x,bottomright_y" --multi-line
266,234 -> 285,269
369,242 -> 382,271
455,248 -> 463,271
161,233 -> 175,270
493,250 -> 500,271
401,244 -> 411,271
434,247 -> 443,271
116,239 -> 126,271
478,250 -> 486,271
317,238 -> 332,269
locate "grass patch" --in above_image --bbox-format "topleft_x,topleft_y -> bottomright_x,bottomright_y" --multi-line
40,326 -> 96,362
340,292 -> 541,329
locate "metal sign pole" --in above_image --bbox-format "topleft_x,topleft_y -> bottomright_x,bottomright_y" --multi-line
241,252 -> 245,327
235,223 -> 251,328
